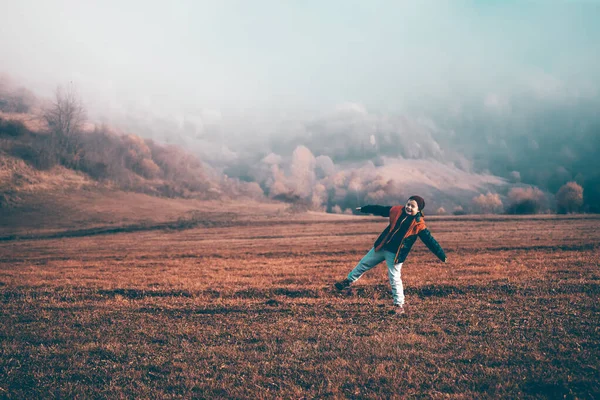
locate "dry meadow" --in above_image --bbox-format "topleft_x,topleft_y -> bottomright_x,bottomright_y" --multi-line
1,213 -> 599,399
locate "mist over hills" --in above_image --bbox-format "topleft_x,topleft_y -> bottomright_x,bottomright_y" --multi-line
1,75 -> 598,216
2,2 -> 599,216
104,90 -> 599,214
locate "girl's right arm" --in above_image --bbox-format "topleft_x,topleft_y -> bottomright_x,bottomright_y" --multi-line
356,205 -> 392,217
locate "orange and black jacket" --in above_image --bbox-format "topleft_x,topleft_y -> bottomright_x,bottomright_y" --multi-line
360,205 -> 446,264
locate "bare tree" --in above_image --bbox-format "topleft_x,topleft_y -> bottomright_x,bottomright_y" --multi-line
44,84 -> 86,135
43,84 -> 86,167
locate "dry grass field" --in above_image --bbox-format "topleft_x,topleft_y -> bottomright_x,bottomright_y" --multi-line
1,213 -> 599,399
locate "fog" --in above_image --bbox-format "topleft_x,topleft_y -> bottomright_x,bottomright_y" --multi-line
2,1 -> 599,212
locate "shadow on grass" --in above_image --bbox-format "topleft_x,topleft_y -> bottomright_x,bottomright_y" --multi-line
4,281 -> 596,306
137,306 -> 292,316
98,288 -> 193,299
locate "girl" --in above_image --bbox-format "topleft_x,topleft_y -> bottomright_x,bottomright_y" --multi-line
335,196 -> 447,314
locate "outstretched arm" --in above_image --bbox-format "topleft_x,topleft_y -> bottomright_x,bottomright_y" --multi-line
356,205 -> 392,217
418,229 -> 447,262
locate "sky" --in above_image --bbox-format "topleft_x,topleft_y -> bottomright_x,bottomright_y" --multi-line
1,1 -> 599,212
2,1 -> 599,113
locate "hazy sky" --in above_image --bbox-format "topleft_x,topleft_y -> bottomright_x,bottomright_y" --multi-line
2,1 -> 600,211
2,0 -> 599,116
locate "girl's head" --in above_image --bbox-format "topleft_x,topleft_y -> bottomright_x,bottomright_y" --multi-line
406,195 -> 425,216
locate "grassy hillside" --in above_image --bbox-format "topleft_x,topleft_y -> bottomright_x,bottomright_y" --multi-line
0,78 -> 265,213
0,115 -> 221,197
0,99 -> 266,235
0,183 -> 287,239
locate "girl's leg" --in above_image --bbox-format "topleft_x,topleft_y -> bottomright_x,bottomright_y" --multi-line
347,248 -> 385,282
384,252 -> 404,306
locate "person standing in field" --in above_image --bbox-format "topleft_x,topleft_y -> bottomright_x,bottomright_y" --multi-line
334,195 -> 447,314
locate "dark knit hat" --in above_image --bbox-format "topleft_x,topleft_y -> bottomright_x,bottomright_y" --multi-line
408,195 -> 425,211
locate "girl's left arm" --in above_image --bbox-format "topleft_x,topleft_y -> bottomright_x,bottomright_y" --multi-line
418,229 -> 447,262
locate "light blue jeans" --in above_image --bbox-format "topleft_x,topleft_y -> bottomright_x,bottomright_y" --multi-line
347,247 -> 404,306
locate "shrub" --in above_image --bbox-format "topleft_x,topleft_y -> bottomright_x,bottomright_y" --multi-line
122,134 -> 152,168
506,187 -> 547,214
556,182 -> 583,214
78,126 -> 127,179
0,118 -> 28,137
452,206 -> 467,215
148,141 -> 203,180
136,158 -> 161,179
79,160 -> 110,180
8,141 -> 57,170
471,192 -> 503,214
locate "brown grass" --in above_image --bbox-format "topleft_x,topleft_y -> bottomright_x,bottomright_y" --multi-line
1,214 -> 599,398
0,189 -> 288,238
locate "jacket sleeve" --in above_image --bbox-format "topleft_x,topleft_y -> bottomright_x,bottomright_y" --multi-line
359,205 -> 392,217
418,228 -> 446,262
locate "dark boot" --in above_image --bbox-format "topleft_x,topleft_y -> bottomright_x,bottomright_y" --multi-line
334,278 -> 352,290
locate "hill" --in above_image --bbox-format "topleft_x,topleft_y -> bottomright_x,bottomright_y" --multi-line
0,83 -> 271,236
